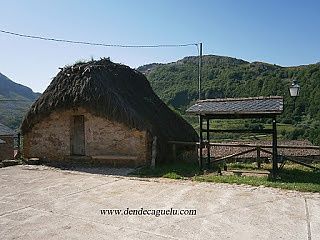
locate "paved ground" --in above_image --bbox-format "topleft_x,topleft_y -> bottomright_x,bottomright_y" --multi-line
0,165 -> 319,240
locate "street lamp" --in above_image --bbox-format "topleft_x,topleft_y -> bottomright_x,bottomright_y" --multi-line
289,79 -> 300,109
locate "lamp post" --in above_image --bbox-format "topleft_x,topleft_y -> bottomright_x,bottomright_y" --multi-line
289,79 -> 300,109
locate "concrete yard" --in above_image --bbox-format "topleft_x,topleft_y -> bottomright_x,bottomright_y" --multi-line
0,165 -> 319,240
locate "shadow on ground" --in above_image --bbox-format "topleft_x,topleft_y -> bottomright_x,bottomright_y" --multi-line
36,162 -> 135,177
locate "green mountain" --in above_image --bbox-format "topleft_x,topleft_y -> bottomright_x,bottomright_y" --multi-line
0,72 -> 40,130
1,55 -> 320,143
137,55 -> 320,144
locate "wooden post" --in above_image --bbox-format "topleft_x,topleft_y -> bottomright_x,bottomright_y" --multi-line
198,43 -> 202,100
16,132 -> 21,159
272,118 -> 278,177
151,136 -> 157,169
206,117 -> 210,168
172,144 -> 177,161
257,146 -> 261,169
199,115 -> 203,170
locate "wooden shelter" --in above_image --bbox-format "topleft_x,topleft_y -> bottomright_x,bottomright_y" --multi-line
186,96 -> 284,175
21,59 -> 198,167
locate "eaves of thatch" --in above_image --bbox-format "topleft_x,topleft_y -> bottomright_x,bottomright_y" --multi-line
21,59 -> 198,142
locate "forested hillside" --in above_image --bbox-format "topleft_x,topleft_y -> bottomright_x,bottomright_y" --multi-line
1,55 -> 320,143
138,55 -> 320,144
0,72 -> 40,130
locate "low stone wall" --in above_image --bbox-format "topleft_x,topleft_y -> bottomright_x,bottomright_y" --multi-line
23,108 -> 150,166
0,136 -> 14,160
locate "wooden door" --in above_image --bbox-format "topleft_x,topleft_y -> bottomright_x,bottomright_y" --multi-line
71,115 -> 85,155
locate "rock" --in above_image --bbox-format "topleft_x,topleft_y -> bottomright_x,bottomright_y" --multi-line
26,158 -> 41,165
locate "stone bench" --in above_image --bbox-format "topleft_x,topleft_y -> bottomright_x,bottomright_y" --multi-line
25,158 -> 41,165
2,160 -> 20,167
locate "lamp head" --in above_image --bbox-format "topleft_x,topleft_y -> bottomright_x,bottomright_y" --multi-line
289,79 -> 300,97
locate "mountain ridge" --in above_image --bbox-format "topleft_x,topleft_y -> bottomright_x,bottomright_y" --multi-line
0,72 -> 40,129
137,55 -> 320,144
0,54 -> 319,144
0,72 -> 40,100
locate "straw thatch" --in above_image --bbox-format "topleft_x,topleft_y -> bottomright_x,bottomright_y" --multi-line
21,59 -> 198,144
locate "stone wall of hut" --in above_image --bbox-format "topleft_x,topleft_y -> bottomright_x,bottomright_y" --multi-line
23,108 -> 150,166
0,136 -> 14,160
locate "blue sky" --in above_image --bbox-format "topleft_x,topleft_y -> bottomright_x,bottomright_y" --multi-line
0,0 -> 319,92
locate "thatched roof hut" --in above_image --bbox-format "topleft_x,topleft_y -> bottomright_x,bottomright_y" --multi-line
21,59 -> 197,166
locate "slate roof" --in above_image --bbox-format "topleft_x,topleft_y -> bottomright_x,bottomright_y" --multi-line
0,123 -> 15,136
186,96 -> 283,116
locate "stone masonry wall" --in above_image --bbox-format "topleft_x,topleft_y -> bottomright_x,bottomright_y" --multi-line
0,136 -> 14,160
23,108 -> 149,165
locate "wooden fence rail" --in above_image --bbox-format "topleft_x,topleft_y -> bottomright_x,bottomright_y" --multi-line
168,141 -> 320,171
168,141 -> 320,150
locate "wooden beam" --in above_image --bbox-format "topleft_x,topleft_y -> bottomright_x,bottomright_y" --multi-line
213,148 -> 257,162
260,148 -> 273,155
168,141 -> 197,146
208,143 -> 319,150
272,118 -> 278,177
151,136 -> 157,169
257,146 -> 261,169
206,118 -> 211,168
202,129 -> 274,134
172,144 -> 176,161
283,156 -> 320,171
200,114 -> 279,119
167,141 -> 320,150
199,115 -> 203,170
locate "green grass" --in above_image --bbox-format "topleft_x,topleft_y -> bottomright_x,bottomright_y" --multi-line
265,123 -> 296,140
133,162 -> 200,179
195,168 -> 320,192
132,162 -> 320,192
265,123 -> 295,132
227,162 -> 261,170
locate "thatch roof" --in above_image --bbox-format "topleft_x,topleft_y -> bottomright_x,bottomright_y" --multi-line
21,59 -> 198,142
